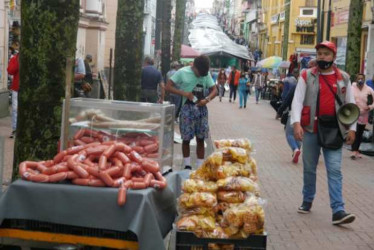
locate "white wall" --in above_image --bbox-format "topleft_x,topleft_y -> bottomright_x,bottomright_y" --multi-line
0,1 -> 8,89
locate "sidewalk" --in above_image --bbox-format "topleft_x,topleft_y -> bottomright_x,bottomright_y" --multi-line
206,95 -> 374,250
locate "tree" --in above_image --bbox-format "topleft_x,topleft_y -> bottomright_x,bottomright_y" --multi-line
282,0 -> 290,60
161,0 -> 172,78
113,0 -> 145,101
13,0 -> 79,180
172,0 -> 187,61
345,0 -> 363,79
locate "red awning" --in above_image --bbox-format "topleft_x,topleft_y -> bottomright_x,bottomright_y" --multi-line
180,44 -> 200,58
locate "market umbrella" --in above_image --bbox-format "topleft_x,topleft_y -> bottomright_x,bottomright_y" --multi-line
278,61 -> 291,69
256,56 -> 282,68
181,44 -> 200,58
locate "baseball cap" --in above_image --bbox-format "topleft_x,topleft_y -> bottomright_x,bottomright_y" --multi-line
315,41 -> 337,55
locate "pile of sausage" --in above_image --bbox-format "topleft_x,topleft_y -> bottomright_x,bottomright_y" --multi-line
19,140 -> 167,207
70,129 -> 159,159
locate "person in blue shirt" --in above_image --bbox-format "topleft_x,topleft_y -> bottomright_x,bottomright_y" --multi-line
238,72 -> 249,108
366,74 -> 374,90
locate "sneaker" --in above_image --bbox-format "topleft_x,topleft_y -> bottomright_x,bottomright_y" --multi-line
9,131 -> 15,139
298,201 -> 312,214
292,149 -> 301,164
332,211 -> 356,225
184,165 -> 192,170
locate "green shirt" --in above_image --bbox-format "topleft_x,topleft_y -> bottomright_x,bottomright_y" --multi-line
170,66 -> 215,105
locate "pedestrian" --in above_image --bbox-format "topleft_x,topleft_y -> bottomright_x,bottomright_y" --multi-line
228,65 -> 240,102
282,68 -> 299,101
7,51 -> 19,138
165,55 -> 217,170
140,56 -> 164,103
366,74 -> 374,90
81,54 -> 94,96
238,72 -> 249,109
167,61 -> 182,121
350,73 -> 374,159
270,80 -> 283,113
253,70 -> 265,104
217,68 -> 227,102
291,41 -> 356,225
73,57 -> 86,97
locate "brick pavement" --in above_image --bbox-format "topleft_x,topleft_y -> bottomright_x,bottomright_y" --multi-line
206,94 -> 374,250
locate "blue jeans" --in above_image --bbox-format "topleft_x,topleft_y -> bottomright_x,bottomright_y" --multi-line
255,88 -> 261,102
11,90 -> 18,131
285,116 -> 301,151
302,132 -> 344,214
238,89 -> 247,107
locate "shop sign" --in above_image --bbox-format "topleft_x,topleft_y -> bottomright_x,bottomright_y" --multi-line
271,14 -> 279,24
295,18 -> 313,27
335,9 -> 349,25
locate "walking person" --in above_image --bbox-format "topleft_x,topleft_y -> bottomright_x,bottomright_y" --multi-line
238,72 -> 249,109
140,56 -> 164,103
73,57 -> 86,97
228,65 -> 240,102
167,61 -> 182,120
291,41 -> 356,225
7,51 -> 19,138
253,70 -> 265,104
350,73 -> 374,159
217,69 -> 227,102
165,55 -> 217,170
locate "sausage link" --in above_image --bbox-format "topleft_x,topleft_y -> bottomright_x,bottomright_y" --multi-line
36,163 -> 48,173
117,186 -> 127,206
112,157 -> 123,167
99,171 -> 114,187
49,172 -> 68,182
115,152 -> 131,164
144,143 -> 159,153
74,139 -> 86,146
141,159 -> 160,173
53,151 -> 67,164
131,181 -> 147,189
113,177 -> 126,188
144,173 -> 154,186
66,145 -> 85,155
29,174 -> 50,183
139,139 -> 155,146
124,180 -> 133,188
98,155 -> 107,170
73,164 -> 90,178
88,179 -> 106,187
103,144 -> 117,158
131,146 -> 145,154
145,153 -> 158,158
40,160 -> 55,167
123,163 -> 132,179
150,180 -> 167,189
85,145 -> 108,156
129,151 -> 143,163
66,171 -> 79,179
73,129 -> 86,140
67,154 -> 79,170
80,136 -> 96,144
72,178 -> 90,186
115,143 -> 132,154
104,166 -> 121,177
86,167 -> 100,178
130,163 -> 142,173
154,172 -> 166,183
131,177 -> 144,182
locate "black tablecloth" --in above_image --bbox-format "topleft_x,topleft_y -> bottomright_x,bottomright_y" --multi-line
0,180 -> 177,250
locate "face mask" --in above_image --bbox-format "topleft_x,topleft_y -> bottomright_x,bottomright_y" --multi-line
358,80 -> 364,86
317,60 -> 334,70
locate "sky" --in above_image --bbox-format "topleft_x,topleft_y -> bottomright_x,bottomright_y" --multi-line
194,0 -> 214,12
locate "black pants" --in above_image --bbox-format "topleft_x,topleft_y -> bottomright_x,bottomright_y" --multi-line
270,99 -> 282,112
229,84 -> 237,101
352,124 -> 366,151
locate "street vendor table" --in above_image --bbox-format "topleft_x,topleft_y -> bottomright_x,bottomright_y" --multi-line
0,180 -> 177,250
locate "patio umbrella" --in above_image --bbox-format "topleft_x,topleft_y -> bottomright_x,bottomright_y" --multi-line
278,61 -> 291,69
256,56 -> 282,68
180,44 -> 200,58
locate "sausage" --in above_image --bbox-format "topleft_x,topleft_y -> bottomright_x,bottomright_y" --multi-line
85,129 -> 100,138
139,139 -> 155,146
99,171 -> 114,187
83,158 -> 95,167
80,136 -> 95,144
150,180 -> 167,189
131,181 -> 147,189
74,139 -> 86,146
86,167 -> 100,178
115,143 -> 132,153
40,160 -> 55,167
19,161 -> 38,175
88,179 -> 106,187
123,163 -> 132,179
153,172 -> 166,182
22,171 -> 34,181
29,174 -> 50,183
36,163 -> 48,173
129,151 -> 143,163
73,164 -> 90,178
73,129 -> 86,140
111,157 -> 123,167
113,177 -> 126,187
85,145 -> 108,156
141,159 -> 160,173
49,172 -> 68,182
72,178 -> 90,186
145,153 -> 158,158
67,154 -> 79,170
117,186 -> 127,206
115,152 -> 130,164
131,146 -> 145,154
102,141 -> 116,146
77,151 -> 87,162
83,142 -> 101,149
53,151 -> 67,163
131,177 -> 144,182
144,143 -> 159,153
144,173 -> 154,186
66,171 -> 79,179
98,155 -> 107,170
103,144 -> 117,158
124,180 -> 133,188
66,145 -> 85,155
130,163 -> 142,173
104,166 -> 121,177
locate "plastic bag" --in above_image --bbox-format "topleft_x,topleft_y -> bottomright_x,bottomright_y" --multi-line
179,192 -> 218,209
217,191 -> 246,203
214,138 -> 252,152
179,206 -> 216,217
176,215 -> 216,231
215,161 -> 254,179
195,225 -> 229,239
182,179 -> 218,193
217,177 -> 258,192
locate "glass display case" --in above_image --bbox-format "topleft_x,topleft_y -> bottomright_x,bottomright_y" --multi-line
60,98 -> 175,169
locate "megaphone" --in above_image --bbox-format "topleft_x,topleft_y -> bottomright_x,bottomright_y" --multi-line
337,103 -> 360,126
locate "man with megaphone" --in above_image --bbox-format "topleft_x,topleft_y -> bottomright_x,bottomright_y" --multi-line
291,41 -> 357,225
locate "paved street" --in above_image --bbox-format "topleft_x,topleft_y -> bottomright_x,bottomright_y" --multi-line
1,94 -> 374,249
206,94 -> 374,250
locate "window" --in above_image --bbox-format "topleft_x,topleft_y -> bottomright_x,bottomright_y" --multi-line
300,35 -> 315,45
300,8 -> 317,17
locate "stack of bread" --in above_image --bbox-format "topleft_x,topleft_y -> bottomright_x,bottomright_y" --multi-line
176,139 -> 265,239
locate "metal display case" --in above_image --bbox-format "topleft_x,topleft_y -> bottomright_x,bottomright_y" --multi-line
60,98 -> 175,169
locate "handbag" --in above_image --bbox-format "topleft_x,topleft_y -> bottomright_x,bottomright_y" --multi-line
316,76 -> 344,149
